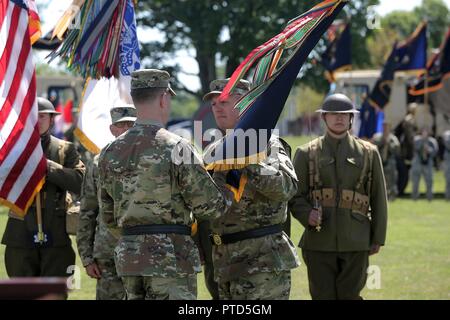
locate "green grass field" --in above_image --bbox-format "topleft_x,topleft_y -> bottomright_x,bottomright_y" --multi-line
0,136 -> 449,299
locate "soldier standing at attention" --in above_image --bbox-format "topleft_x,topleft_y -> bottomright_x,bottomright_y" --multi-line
443,130 -> 450,201
372,121 -> 401,201
2,98 -> 85,288
400,103 -> 419,165
76,105 -> 137,300
289,93 -> 388,300
98,69 -> 229,300
411,128 -> 439,201
204,79 -> 300,300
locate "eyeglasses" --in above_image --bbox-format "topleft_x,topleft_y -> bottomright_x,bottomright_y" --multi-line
113,121 -> 134,128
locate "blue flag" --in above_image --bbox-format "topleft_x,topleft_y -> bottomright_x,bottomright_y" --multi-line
322,22 -> 352,82
395,22 -> 427,73
409,27 -> 450,98
204,0 -> 348,172
119,0 -> 141,76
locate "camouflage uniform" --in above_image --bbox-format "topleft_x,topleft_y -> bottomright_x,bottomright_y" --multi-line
444,131 -> 450,200
207,136 -> 300,300
76,105 -> 136,300
411,133 -> 439,201
76,155 -> 125,300
77,105 -> 136,300
98,69 -> 228,300
372,132 -> 400,200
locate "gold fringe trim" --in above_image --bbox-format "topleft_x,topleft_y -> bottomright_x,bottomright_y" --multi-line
205,150 -> 267,172
0,177 -> 46,218
225,172 -> 248,203
74,127 -> 101,154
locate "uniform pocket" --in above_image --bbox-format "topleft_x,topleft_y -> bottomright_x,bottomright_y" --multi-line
350,212 -> 370,243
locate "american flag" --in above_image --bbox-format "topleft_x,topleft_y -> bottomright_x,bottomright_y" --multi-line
0,0 -> 47,217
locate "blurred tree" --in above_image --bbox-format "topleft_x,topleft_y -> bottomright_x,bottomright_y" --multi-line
136,0 -> 380,98
376,0 -> 450,60
414,0 -> 450,48
366,28 -> 400,67
380,11 -> 420,40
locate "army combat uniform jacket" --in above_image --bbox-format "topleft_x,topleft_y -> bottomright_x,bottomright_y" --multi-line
2,136 -> 85,249
98,120 -> 228,278
289,133 -> 388,252
208,137 -> 300,283
77,154 -> 117,267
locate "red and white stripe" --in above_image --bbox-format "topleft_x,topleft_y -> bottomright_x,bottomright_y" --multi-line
0,0 -> 46,217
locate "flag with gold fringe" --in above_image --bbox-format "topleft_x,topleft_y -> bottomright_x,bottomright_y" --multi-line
409,27 -> 450,97
204,0 -> 348,172
359,22 -> 428,139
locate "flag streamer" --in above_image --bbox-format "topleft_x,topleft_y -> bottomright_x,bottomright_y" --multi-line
205,0 -> 348,171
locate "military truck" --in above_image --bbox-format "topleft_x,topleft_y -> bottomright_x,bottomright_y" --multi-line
334,70 -> 450,137
36,75 -> 84,110
334,70 -> 450,194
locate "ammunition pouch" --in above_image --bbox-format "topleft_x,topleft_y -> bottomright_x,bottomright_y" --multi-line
314,188 -> 370,216
65,193 -> 80,236
312,188 -> 335,207
338,189 -> 369,216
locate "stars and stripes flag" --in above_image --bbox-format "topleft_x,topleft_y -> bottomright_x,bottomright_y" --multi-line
0,0 -> 46,217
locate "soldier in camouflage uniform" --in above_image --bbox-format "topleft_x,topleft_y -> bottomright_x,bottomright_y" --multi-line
411,128 -> 439,201
443,130 -> 450,200
97,69 -> 229,300
2,98 -> 85,291
203,79 -> 300,300
289,94 -> 388,300
372,121 -> 401,200
76,105 -> 137,300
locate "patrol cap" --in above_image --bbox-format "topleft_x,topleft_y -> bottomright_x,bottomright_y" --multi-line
203,78 -> 251,101
110,104 -> 137,125
131,69 -> 176,96
316,93 -> 359,114
37,97 -> 61,115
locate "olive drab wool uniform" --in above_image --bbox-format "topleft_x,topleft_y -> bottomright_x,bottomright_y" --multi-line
372,132 -> 400,200
2,107 -> 85,279
289,94 -> 388,300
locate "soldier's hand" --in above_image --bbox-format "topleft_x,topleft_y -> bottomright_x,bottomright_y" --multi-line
308,209 -> 321,227
369,244 -> 381,256
85,262 -> 102,279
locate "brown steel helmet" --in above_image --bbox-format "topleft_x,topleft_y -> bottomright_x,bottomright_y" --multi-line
37,97 -> 61,115
316,93 -> 359,114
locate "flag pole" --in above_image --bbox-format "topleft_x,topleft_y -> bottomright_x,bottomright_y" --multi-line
36,192 -> 44,244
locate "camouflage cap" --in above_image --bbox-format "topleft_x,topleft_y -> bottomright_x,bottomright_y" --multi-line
131,69 -> 176,96
203,78 -> 251,101
110,104 -> 137,125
